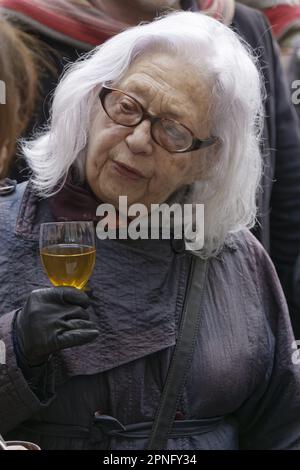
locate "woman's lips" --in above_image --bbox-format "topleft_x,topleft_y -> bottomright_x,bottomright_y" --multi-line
112,161 -> 145,181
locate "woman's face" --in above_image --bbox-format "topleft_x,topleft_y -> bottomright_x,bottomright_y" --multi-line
86,53 -> 214,209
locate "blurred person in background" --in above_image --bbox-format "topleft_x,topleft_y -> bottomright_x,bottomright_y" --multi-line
238,1 -> 300,85
239,0 -> 300,322
0,17 -> 39,182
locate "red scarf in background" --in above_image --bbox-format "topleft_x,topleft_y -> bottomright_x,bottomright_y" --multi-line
197,0 -> 235,25
0,0 -> 124,49
0,0 -> 235,50
263,5 -> 300,41
237,1 -> 300,41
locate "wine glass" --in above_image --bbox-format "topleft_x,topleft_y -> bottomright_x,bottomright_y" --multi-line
40,221 -> 96,290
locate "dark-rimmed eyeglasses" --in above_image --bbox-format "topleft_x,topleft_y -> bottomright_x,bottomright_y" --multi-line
99,85 -> 218,154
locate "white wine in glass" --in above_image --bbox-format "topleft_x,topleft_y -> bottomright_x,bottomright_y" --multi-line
40,221 -> 96,290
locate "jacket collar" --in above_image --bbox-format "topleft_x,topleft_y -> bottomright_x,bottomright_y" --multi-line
15,180 -> 53,241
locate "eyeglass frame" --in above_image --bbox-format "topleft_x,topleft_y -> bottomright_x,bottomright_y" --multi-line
99,85 -> 218,154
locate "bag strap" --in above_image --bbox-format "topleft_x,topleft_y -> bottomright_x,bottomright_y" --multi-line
147,255 -> 208,450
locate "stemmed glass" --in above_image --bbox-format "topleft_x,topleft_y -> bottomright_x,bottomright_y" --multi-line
40,221 -> 96,290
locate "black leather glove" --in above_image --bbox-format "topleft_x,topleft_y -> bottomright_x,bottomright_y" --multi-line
15,287 -> 99,367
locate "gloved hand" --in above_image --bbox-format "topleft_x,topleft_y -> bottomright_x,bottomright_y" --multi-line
15,287 -> 99,367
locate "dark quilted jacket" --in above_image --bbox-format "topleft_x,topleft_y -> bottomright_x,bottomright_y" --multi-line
0,182 -> 300,450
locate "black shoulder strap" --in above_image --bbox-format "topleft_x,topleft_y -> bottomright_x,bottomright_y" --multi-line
147,255 -> 208,450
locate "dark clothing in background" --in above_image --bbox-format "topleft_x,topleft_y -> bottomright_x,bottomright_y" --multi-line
232,6 -> 300,338
286,37 -> 300,121
287,38 -> 300,312
1,182 -> 300,449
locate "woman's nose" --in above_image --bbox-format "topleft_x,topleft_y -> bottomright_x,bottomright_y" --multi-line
125,120 -> 153,156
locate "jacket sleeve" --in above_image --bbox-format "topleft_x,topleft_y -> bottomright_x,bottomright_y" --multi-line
236,233 -> 300,449
0,309 -> 55,434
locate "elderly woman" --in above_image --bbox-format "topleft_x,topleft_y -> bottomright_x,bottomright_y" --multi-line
0,11 -> 300,450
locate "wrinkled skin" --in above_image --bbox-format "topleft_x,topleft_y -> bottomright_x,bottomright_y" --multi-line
86,52 -> 216,209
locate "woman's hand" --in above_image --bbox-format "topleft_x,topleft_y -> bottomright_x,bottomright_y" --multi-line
15,287 -> 99,367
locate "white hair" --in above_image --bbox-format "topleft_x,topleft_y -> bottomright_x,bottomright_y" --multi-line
23,11 -> 264,257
